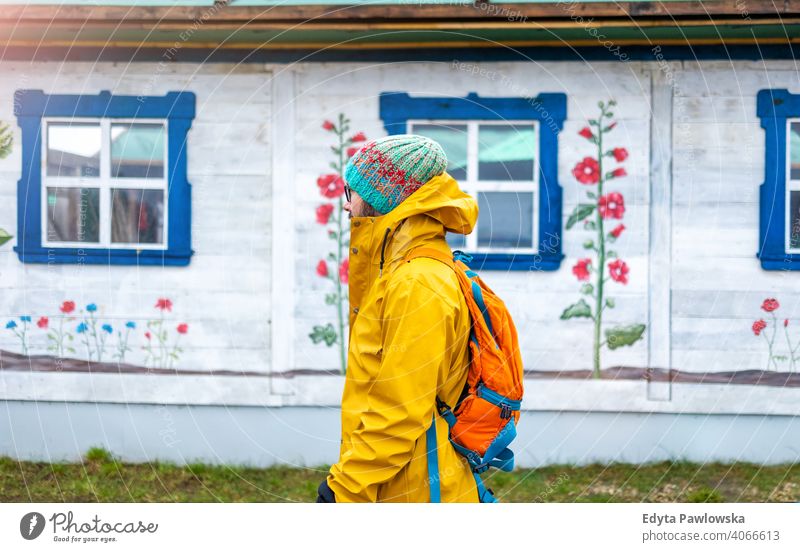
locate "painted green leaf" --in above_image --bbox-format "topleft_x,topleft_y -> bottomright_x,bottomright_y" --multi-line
309,323 -> 337,346
560,299 -> 593,320
0,228 -> 11,247
566,204 -> 596,230
583,239 -> 595,250
589,119 -> 598,126
605,297 -> 616,309
580,283 -> 594,295
606,250 -> 617,258
605,324 -> 646,350
324,293 -> 337,305
586,191 -> 597,199
585,220 -> 597,231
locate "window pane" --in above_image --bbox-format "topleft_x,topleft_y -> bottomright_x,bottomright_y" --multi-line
478,124 -> 535,181
111,123 -> 166,179
46,123 -> 101,177
111,189 -> 165,244
410,123 -> 467,180
477,192 -> 533,249
790,191 -> 800,250
791,123 -> 800,181
46,187 -> 100,242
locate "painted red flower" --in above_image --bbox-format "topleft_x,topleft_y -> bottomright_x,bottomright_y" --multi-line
177,323 -> 188,334
572,157 -> 600,185
607,121 -> 618,131
350,132 -> 367,142
572,258 -> 591,281
612,147 -> 628,162
316,260 -> 329,277
322,120 -> 335,131
317,174 -> 345,199
785,319 -> 789,327
761,298 -> 779,312
578,127 -> 594,140
608,259 -> 629,284
37,316 -> 48,329
155,298 -> 173,312
339,257 -> 349,284
611,167 -> 627,178
610,223 -> 626,238
316,203 -> 334,224
599,192 -> 625,219
60,301 -> 75,314
752,319 -> 767,336
346,147 -> 358,157
145,331 -> 152,340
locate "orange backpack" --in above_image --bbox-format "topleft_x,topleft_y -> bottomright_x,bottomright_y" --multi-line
404,247 -> 524,503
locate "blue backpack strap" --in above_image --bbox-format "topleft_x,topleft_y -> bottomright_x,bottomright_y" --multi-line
473,473 -> 498,503
426,413 -> 441,503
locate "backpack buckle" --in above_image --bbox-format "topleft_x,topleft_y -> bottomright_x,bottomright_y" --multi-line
500,404 -> 512,419
452,250 -> 473,264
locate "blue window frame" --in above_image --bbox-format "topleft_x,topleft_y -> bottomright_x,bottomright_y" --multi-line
14,90 -> 195,266
756,88 -> 800,270
380,92 -> 566,271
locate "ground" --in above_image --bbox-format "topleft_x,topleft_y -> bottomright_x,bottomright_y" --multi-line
0,448 -> 797,502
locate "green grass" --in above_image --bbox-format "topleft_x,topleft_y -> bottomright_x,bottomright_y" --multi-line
1,449 -> 797,502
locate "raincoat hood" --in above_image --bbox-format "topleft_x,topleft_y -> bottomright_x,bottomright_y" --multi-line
346,171 -> 478,327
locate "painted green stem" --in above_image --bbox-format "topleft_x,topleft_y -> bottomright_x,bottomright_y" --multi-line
592,110 -> 607,379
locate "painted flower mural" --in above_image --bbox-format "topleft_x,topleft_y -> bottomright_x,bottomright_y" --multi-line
752,298 -> 799,372
3,298 -> 189,369
308,114 -> 367,374
561,100 -> 646,379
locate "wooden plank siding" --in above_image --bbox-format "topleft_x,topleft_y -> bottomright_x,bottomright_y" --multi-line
0,56 -> 795,410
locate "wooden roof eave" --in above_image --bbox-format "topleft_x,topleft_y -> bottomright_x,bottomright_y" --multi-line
0,1 -> 798,26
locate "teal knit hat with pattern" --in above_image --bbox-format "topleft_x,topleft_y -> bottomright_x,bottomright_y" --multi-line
344,134 -> 448,215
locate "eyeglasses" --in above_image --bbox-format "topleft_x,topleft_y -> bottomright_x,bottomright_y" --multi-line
344,184 -> 352,203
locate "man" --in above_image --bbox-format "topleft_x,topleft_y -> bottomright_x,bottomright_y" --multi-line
316,134 -> 480,503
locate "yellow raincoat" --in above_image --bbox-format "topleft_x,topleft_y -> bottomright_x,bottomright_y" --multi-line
326,172 -> 480,503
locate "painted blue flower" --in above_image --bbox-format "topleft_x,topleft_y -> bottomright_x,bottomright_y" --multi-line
20,315 -> 31,323
6,320 -> 17,329
76,322 -> 88,333
102,324 -> 113,334
125,321 -> 136,329
86,303 -> 97,313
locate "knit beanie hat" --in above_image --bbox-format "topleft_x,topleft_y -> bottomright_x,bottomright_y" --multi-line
344,134 -> 448,215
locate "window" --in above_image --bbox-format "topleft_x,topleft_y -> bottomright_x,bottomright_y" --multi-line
381,92 -> 566,271
408,121 -> 538,253
787,120 -> 800,252
14,90 -> 194,265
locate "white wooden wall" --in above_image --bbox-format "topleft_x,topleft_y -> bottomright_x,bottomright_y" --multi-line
0,62 -> 273,381
1,59 -> 798,414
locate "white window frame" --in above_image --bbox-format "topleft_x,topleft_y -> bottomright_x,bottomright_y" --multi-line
786,118 -> 800,254
408,119 -> 539,255
41,117 -> 169,250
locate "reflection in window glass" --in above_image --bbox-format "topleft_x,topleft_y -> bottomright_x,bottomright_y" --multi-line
478,125 -> 535,181
111,123 -> 166,179
791,123 -> 800,181
477,192 -> 533,249
410,124 -> 468,180
46,187 -> 100,242
47,123 -> 101,177
111,189 -> 165,244
790,191 -> 800,250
